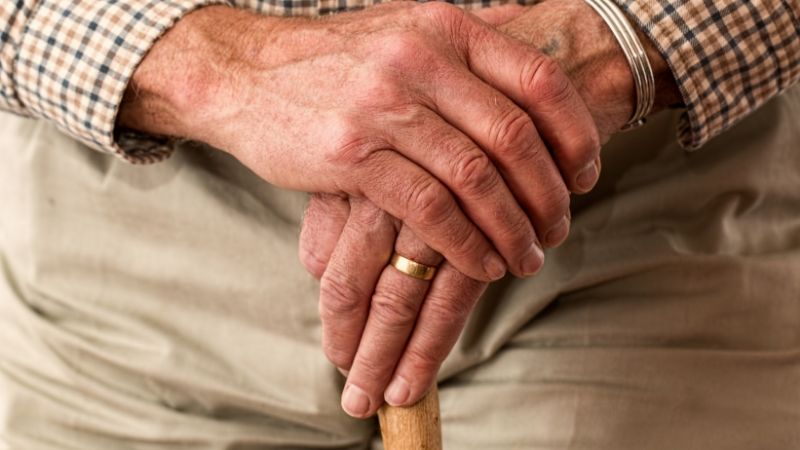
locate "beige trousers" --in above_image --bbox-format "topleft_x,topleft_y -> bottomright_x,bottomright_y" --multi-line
1,86 -> 799,449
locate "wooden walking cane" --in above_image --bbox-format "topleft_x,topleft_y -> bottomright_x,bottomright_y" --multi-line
378,385 -> 442,450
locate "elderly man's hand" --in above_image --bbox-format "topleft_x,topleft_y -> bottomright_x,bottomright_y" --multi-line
302,194 -> 490,418
300,0 -> 682,418
119,2 -> 601,282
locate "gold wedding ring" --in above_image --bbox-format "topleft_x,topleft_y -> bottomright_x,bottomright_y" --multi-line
389,253 -> 437,281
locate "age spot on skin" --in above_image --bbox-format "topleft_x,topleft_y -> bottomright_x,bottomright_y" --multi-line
541,36 -> 561,56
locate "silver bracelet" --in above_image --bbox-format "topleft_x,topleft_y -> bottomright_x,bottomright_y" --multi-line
584,0 -> 655,130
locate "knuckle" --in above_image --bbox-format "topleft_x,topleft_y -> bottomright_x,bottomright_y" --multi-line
405,177 -> 452,227
385,103 -> 433,130
445,225 -> 484,265
536,183 -> 571,223
362,73 -> 405,106
395,233 -> 441,266
404,345 -> 443,375
496,214 -> 537,248
417,2 -> 474,53
326,117 -> 383,167
420,2 -> 478,58
318,270 -> 367,320
352,357 -> 386,384
376,32 -> 431,70
451,151 -> 498,198
322,337 -> 354,369
350,199 -> 388,231
299,246 -> 327,279
580,128 -> 602,163
556,123 -> 601,174
370,290 -> 420,331
308,193 -> 346,215
426,292 -> 474,324
521,55 -> 573,105
567,131 -> 601,174
490,107 -> 538,161
419,1 -> 462,23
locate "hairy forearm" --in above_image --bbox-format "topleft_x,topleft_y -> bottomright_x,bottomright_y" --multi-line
118,6 -> 279,144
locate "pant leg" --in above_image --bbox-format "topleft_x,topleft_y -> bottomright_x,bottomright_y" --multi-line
0,114 -> 374,449
437,86 -> 800,449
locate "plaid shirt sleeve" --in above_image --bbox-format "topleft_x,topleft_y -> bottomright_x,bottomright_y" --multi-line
0,0 -> 233,163
613,0 -> 800,150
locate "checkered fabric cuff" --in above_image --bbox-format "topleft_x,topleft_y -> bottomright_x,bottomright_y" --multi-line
13,0 -> 232,164
613,0 -> 800,150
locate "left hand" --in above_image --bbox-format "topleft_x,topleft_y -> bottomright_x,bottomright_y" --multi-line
300,0 -> 682,419
301,195 -> 488,418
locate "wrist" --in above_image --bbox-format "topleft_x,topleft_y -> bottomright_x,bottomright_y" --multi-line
500,0 -> 681,138
117,6 -> 281,146
639,27 -> 682,111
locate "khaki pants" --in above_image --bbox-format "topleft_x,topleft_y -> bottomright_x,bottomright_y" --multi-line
1,86 -> 799,449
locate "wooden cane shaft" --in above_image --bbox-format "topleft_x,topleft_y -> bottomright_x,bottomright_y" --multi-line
378,385 -> 442,450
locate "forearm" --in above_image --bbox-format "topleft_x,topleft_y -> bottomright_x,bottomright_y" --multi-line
118,6 -> 277,147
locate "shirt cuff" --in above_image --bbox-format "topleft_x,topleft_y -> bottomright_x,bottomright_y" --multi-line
613,0 -> 800,150
15,0 -> 233,164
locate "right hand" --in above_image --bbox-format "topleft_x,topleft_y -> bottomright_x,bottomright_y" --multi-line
120,2 -> 600,281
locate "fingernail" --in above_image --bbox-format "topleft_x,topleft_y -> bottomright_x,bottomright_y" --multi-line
385,376 -> 410,406
520,241 -> 545,276
337,367 -> 349,377
483,251 -> 507,281
544,214 -> 570,247
575,161 -> 599,192
341,384 -> 371,418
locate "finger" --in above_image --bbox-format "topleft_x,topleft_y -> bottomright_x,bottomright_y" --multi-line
341,226 -> 441,418
425,65 -> 571,251
356,150 -> 506,282
299,194 -> 350,278
464,18 -> 602,194
384,262 -> 487,407
318,198 -> 397,370
385,108 -> 542,277
471,3 -> 526,26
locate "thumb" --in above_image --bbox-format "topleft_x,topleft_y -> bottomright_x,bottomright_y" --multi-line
471,3 -> 526,26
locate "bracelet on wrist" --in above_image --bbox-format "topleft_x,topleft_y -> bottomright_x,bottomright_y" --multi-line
584,0 -> 655,130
